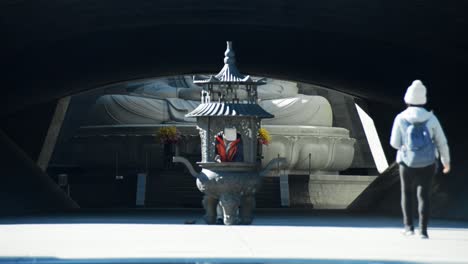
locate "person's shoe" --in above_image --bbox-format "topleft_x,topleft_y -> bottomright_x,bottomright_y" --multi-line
401,226 -> 415,236
216,218 -> 224,225
401,229 -> 415,236
419,231 -> 429,239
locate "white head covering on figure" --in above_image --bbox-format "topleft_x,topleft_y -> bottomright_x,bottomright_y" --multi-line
404,80 -> 427,105
224,127 -> 237,141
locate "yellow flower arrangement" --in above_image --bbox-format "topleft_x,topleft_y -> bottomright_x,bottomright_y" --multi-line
157,126 -> 181,144
258,127 -> 271,145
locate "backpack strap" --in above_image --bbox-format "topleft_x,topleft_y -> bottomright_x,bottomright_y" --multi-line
401,118 -> 429,127
412,120 -> 429,126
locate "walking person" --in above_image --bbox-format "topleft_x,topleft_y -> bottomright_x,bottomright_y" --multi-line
390,80 -> 451,239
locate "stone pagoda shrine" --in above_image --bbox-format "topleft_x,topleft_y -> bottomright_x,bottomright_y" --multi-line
173,41 -> 285,225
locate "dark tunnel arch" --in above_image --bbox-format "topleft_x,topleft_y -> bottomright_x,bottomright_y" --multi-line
1,0 -> 468,217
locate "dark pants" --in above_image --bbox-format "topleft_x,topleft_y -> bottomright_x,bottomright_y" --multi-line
399,163 -> 436,233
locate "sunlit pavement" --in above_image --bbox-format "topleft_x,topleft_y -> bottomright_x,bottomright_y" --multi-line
1,210 -> 468,264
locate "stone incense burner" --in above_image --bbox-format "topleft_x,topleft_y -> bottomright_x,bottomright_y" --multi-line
173,41 -> 285,225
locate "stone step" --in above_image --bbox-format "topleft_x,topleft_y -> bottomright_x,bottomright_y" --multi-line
347,162 -> 399,211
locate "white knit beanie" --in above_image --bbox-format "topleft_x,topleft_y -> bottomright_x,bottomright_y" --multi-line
404,80 -> 427,105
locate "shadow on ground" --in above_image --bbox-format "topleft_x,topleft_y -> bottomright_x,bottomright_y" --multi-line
1,209 -> 467,229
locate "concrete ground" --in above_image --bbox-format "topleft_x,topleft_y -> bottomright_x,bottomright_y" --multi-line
1,210 -> 468,264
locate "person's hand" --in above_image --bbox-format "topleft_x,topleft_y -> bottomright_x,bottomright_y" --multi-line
443,164 -> 451,174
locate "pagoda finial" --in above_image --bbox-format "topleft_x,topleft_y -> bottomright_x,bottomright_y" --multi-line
224,41 -> 235,65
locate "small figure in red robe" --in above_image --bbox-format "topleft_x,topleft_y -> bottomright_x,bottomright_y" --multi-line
214,127 -> 244,162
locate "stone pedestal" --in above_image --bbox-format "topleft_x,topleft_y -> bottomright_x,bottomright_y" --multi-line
308,175 -> 377,209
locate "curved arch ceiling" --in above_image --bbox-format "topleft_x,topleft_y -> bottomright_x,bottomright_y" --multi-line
2,1 -> 467,115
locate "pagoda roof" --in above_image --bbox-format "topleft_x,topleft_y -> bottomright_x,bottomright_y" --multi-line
186,103 -> 274,118
193,41 -> 266,85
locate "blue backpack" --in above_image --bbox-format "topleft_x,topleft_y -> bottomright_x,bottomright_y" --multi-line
401,119 -> 436,168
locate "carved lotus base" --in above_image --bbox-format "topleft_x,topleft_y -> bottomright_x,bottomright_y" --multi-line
261,125 -> 356,173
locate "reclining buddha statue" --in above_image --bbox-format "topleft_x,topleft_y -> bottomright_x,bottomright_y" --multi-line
86,75 -> 332,127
